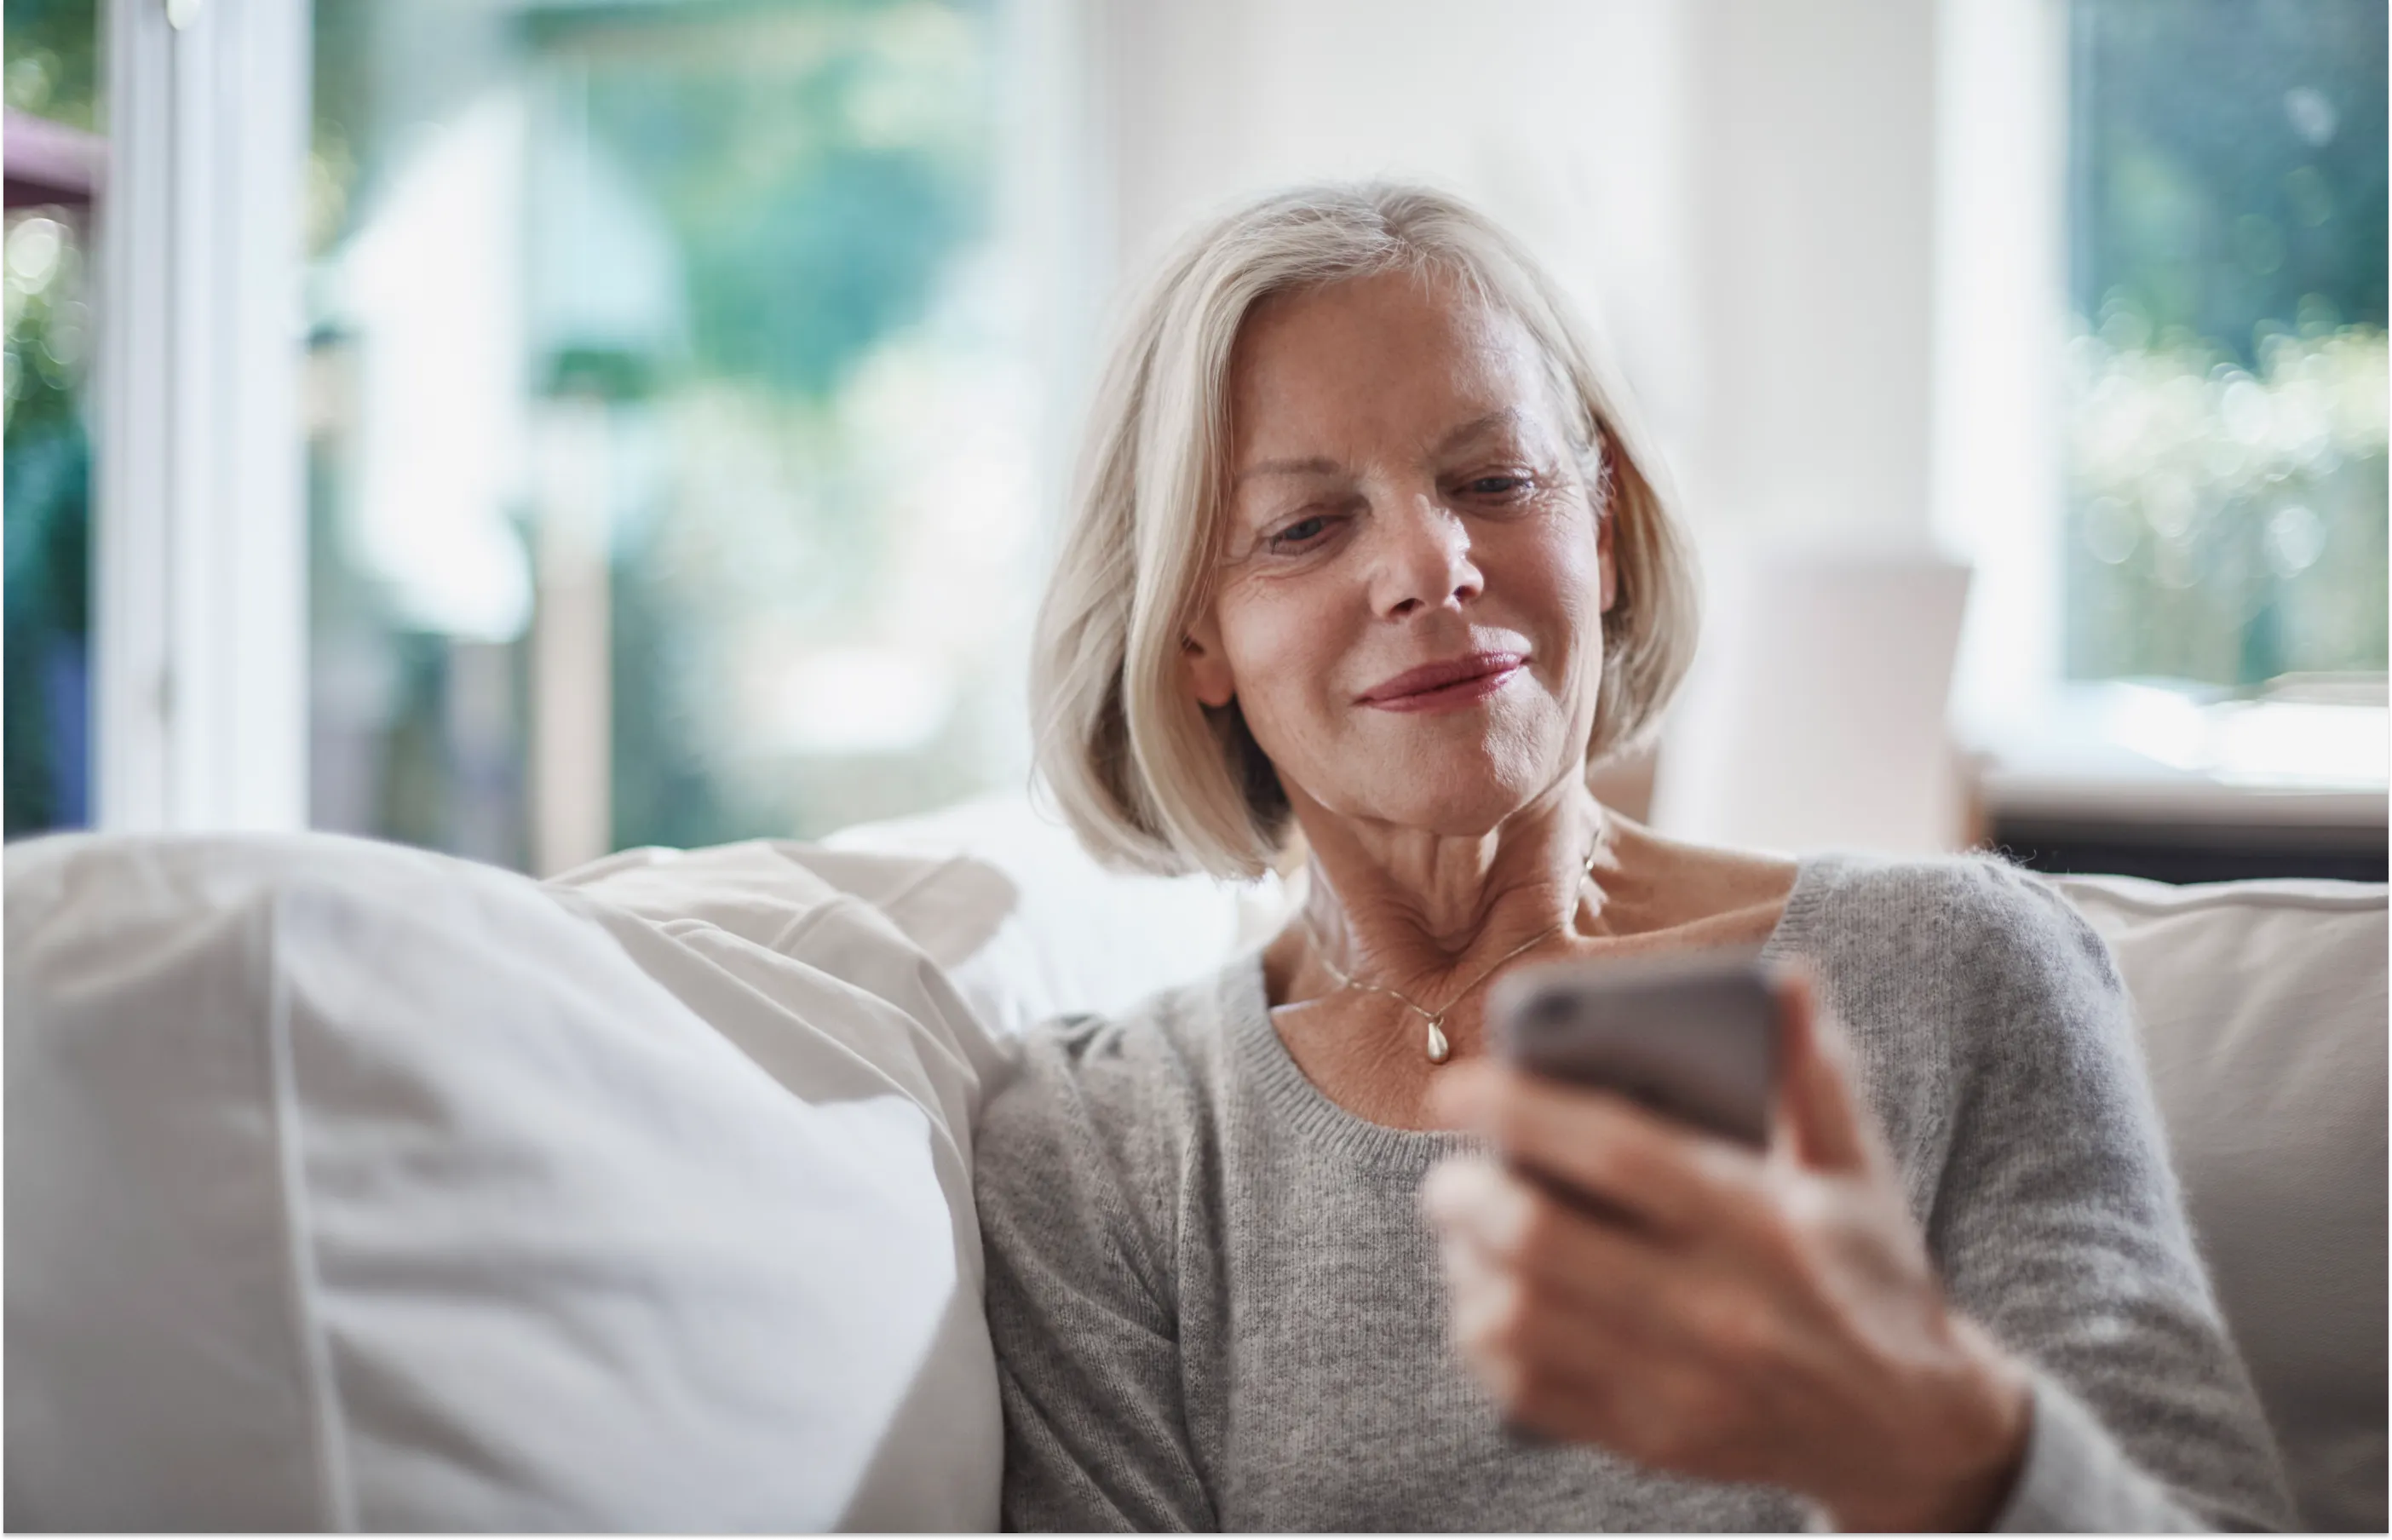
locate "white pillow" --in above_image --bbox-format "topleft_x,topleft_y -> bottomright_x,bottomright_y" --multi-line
2053,873 -> 2388,1533
6,831 -> 1007,1531
546,839 -> 1026,1527
825,790 -> 1291,1034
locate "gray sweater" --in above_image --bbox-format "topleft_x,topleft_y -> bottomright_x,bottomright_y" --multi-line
973,853 -> 2294,1531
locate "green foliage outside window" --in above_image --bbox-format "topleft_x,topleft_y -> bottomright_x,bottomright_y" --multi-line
308,0 -> 1007,863
2067,0 -> 2389,687
4,0 -> 97,837
4,0 -> 98,131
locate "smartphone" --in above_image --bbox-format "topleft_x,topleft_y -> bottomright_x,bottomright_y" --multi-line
1488,949 -> 1780,1148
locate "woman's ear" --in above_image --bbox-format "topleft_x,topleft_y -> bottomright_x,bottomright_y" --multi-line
1182,613 -> 1237,709
1596,509 -> 1619,616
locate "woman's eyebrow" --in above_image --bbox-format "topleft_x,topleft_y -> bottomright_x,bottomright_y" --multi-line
1234,455 -> 1343,483
1233,408 -> 1534,484
1435,408 -> 1531,452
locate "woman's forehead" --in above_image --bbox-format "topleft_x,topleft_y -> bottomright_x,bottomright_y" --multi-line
1228,271 -> 1562,463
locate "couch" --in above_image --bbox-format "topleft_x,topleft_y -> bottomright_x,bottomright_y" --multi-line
6,796 -> 2383,1530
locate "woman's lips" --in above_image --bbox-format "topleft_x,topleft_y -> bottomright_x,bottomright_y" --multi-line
1359,652 -> 1527,713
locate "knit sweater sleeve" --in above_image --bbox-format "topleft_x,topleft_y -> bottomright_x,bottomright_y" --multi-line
971,1012 -> 1216,1533
1916,861 -> 2294,1531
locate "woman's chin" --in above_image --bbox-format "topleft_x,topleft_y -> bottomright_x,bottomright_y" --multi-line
1339,767 -> 1551,838
1280,713 -> 1578,834
1376,728 -> 1564,821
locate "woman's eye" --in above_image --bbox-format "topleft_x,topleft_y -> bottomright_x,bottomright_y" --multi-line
1267,514 -> 1335,552
1465,474 -> 1532,498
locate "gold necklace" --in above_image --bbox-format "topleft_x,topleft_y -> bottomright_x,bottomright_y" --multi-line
1299,832 -> 1601,1065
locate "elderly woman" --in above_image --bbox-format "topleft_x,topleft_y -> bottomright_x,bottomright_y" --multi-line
974,183 -> 2289,1532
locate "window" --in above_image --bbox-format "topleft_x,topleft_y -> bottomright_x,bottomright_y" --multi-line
307,0 -> 1054,872
37,3 -> 2376,862
2065,0 -> 2386,688
4,0 -> 101,836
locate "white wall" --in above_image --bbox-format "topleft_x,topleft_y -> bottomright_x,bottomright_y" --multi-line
1088,0 -> 1944,555
1682,0 -> 1940,549
1089,0 -> 1705,472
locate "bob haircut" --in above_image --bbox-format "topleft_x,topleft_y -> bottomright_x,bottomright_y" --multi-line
1032,181 -> 1700,881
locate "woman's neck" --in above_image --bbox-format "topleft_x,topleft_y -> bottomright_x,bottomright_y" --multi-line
1292,781 -> 1608,1003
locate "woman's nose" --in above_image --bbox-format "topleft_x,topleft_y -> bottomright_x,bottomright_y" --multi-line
1372,495 -> 1484,618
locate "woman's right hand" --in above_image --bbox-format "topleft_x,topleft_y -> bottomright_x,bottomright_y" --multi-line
1422,972 -> 2031,1531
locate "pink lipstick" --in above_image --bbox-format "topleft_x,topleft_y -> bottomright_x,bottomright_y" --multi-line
1358,652 -> 1527,713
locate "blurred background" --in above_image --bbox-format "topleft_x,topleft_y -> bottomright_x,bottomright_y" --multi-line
5,0 -> 2385,879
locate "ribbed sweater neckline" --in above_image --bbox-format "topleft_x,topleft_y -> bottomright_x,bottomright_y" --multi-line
1224,853 -> 1837,1174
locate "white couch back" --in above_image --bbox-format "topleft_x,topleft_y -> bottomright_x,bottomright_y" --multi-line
8,808 -> 2382,1531
2051,874 -> 2387,1533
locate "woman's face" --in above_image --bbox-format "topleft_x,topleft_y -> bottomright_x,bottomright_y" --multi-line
1187,270 -> 1615,837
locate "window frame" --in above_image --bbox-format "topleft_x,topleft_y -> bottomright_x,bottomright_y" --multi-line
92,0 -> 309,831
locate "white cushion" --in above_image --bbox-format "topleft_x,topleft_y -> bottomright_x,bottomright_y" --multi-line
6,831 -> 1008,1531
824,790 -> 1290,1034
2053,873 -> 2388,1533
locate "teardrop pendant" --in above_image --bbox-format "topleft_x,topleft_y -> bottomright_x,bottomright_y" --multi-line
1425,1019 -> 1452,1064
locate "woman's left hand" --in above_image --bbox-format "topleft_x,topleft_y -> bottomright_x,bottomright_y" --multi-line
1422,970 -> 2032,1532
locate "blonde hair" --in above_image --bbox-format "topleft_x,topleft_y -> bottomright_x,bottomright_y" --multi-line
1032,182 -> 1699,880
